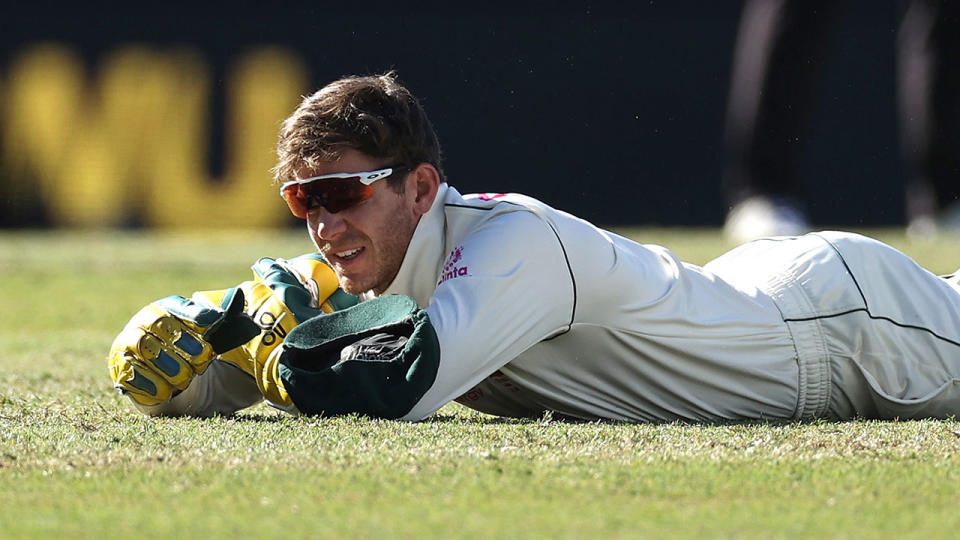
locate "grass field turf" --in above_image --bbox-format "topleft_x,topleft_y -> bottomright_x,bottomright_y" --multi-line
2,228 -> 959,538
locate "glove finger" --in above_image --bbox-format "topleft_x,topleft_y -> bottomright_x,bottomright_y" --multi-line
288,253 -> 340,295
135,298 -> 221,370
252,258 -> 321,310
251,257 -> 305,287
250,259 -> 322,322
116,324 -> 198,387
143,311 -> 216,375
279,254 -> 356,313
108,349 -> 178,406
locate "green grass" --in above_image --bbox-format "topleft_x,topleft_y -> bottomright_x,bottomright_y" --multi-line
2,228 -> 959,539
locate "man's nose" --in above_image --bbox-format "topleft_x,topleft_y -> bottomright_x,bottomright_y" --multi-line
313,210 -> 348,240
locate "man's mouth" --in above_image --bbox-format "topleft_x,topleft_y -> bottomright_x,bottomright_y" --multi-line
334,247 -> 363,261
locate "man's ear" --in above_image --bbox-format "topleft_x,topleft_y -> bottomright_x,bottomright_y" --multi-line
408,163 -> 441,216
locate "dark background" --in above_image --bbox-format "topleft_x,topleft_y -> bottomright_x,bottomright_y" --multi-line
0,1 -> 903,227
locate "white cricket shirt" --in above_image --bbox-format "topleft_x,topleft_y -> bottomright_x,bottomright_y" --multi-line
377,184 -> 802,422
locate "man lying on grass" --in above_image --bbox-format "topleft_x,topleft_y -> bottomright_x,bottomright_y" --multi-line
110,72 -> 960,423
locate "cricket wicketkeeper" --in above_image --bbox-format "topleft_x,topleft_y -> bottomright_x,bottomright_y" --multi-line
110,72 -> 960,423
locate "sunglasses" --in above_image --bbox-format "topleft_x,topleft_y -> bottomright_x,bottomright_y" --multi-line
280,165 -> 409,217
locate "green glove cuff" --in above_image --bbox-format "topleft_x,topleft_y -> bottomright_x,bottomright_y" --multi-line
276,295 -> 441,419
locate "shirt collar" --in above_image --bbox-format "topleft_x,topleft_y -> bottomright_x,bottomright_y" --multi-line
362,183 -> 450,308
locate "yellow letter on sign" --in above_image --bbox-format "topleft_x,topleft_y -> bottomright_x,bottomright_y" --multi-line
0,45 -> 307,228
142,48 -> 307,229
0,44 -> 113,226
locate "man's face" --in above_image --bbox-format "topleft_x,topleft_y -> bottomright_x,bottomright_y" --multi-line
299,149 -> 422,296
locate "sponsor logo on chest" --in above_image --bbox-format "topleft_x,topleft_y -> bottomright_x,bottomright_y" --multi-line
438,245 -> 469,286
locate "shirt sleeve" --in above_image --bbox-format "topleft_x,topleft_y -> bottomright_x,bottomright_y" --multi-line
400,209 -> 576,420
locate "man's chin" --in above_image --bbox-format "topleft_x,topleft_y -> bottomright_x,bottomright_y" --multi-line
337,276 -> 370,296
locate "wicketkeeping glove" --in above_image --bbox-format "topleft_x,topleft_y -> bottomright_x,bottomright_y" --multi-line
108,254 -> 355,407
107,289 -> 259,406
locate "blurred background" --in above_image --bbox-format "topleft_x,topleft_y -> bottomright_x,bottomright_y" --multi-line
0,1 -> 930,231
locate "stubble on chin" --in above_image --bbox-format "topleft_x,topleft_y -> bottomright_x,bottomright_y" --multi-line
337,275 -> 367,296
309,202 -> 420,297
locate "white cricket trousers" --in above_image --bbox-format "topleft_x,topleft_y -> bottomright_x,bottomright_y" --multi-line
708,231 -> 960,420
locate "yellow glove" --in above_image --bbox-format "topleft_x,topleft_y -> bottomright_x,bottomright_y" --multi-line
109,254 -> 353,407
107,289 -> 259,406
197,255 -> 343,408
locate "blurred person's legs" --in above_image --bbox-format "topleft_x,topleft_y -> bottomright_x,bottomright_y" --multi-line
723,0 -> 838,242
899,0 -> 960,237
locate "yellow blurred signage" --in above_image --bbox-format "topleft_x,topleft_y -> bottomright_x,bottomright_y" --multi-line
0,44 -> 308,228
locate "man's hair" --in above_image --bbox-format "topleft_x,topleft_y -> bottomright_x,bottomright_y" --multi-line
273,71 -> 444,190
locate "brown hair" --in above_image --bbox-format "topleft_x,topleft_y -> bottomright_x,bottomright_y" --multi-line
273,71 -> 444,190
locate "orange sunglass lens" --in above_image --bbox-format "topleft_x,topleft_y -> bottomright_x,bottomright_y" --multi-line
282,185 -> 308,218
283,177 -> 374,217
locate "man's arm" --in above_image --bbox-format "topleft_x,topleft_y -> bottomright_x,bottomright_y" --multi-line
263,211 -> 576,420
108,253 -> 355,416
405,211 -> 576,419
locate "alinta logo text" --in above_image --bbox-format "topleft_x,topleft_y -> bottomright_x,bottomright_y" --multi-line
438,245 -> 468,285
